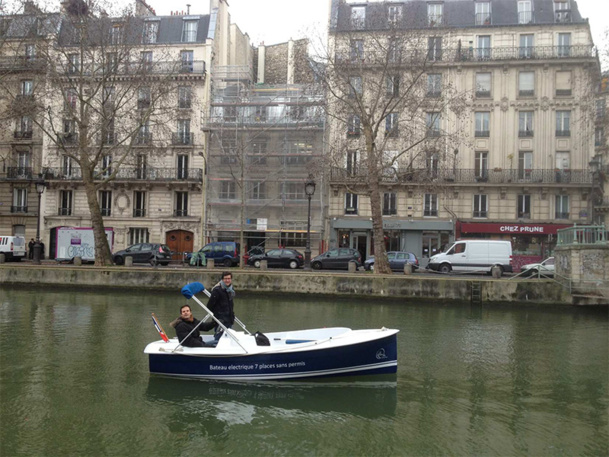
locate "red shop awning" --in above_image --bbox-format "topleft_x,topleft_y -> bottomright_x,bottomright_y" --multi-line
458,222 -> 573,236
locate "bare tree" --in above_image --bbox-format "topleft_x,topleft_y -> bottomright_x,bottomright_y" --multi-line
312,5 -> 469,274
1,0 -> 190,265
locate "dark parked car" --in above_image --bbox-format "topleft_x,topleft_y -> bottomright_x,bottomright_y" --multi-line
247,248 -> 304,269
113,243 -> 172,266
311,248 -> 362,270
186,241 -> 240,267
364,251 -> 419,271
243,246 -> 265,264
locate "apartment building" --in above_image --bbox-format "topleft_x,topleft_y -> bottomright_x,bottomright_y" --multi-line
593,72 -> 608,225
203,39 -> 325,256
327,0 -> 600,268
0,0 -> 252,260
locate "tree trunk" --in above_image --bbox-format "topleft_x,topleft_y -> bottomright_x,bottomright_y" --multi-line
83,175 -> 113,266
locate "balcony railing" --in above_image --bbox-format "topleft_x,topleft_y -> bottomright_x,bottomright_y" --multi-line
329,167 -> 593,185
473,210 -> 488,218
0,56 -> 45,71
13,130 -> 33,140
57,133 -> 78,146
174,209 -> 188,217
475,130 -> 490,138
100,208 -> 111,216
202,114 -> 324,128
37,167 -> 203,182
133,208 -> 146,217
555,212 -> 570,219
62,60 -> 206,76
6,167 -> 33,179
172,132 -> 194,145
558,225 -> 609,246
58,207 -> 72,216
556,129 -> 571,137
519,130 -> 534,137
337,45 -> 596,66
11,205 -> 28,213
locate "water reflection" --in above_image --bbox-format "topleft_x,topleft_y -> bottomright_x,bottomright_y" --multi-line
146,376 -> 397,425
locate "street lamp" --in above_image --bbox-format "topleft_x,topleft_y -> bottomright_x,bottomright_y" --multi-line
589,157 -> 601,225
32,176 -> 47,265
304,174 -> 316,270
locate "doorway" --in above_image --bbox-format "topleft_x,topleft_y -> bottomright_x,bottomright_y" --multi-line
352,232 -> 368,261
165,230 -> 194,261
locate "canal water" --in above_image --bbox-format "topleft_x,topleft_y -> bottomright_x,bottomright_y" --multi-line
1,286 -> 607,456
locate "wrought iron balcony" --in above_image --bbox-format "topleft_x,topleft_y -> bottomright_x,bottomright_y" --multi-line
39,167 -> 202,182
6,167 -> 33,179
62,60 -> 206,76
11,205 -> 28,213
172,132 -> 194,145
13,130 -> 33,140
0,56 -> 45,72
329,167 -> 593,185
133,208 -> 146,217
174,209 -> 188,217
56,133 -> 78,146
58,207 -> 72,216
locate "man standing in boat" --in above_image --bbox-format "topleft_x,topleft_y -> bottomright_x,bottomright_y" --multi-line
173,304 -> 206,347
204,271 -> 236,342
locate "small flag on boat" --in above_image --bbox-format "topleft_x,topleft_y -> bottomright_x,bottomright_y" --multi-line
151,313 -> 169,342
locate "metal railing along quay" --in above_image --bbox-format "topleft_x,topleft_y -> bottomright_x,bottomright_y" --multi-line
557,225 -> 608,246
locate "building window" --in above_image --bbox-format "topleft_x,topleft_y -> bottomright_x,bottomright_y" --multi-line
555,71 -> 572,96
518,1 -> 532,24
181,50 -> 194,72
558,33 -> 571,57
220,181 -> 236,199
349,76 -> 362,97
143,21 -> 159,44
281,182 -> 305,200
477,35 -> 491,60
426,152 -> 438,178
427,37 -> 442,61
595,127 -> 605,147
519,34 -> 534,58
129,228 -> 149,245
347,114 -> 361,136
517,194 -> 531,219
140,51 -> 153,71
426,112 -> 441,137
596,99 -> 606,119
133,191 -> 146,217
427,73 -> 441,97
12,188 -> 27,213
175,192 -> 188,216
110,24 -> 123,45
473,194 -> 488,218
385,113 -> 398,137
475,112 -> 490,137
25,44 -> 36,59
20,80 -> 33,96
351,6 -> 366,28
100,190 -> 112,216
137,121 -> 151,145
250,181 -> 265,200
556,111 -> 571,136
178,86 -> 192,109
554,0 -> 571,23
182,20 -> 198,42
346,150 -> 359,175
345,193 -> 358,215
388,5 -> 402,25
427,3 -> 443,26
350,39 -> 364,61
136,154 -> 147,179
101,154 -> 112,177
176,119 -> 191,144
62,155 -> 74,177
68,53 -> 79,74
519,71 -> 535,97
177,154 -> 189,179
138,87 -> 151,110
17,116 -> 32,136
387,75 -> 400,97
106,52 -> 118,73
518,151 -> 533,180
519,111 -> 534,137
383,192 -> 397,215
59,190 -> 73,216
475,152 -> 488,179
424,194 -> 438,216
475,2 -> 491,25
250,139 -> 267,164
475,72 -> 491,97
555,195 -> 569,219
384,150 -> 399,177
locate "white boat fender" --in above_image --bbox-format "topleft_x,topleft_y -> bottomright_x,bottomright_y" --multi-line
254,331 -> 270,346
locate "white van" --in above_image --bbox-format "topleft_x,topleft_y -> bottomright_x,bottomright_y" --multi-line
0,236 -> 26,261
427,240 -> 513,275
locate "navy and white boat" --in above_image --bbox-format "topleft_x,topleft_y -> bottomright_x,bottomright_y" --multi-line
144,282 -> 399,381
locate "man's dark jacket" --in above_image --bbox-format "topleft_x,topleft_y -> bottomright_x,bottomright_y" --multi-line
206,284 -> 235,330
175,318 -> 205,347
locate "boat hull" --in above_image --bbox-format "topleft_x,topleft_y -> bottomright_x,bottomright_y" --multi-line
148,332 -> 397,381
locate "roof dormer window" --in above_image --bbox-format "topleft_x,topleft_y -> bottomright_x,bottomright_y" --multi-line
182,20 -> 198,42
351,6 -> 366,29
428,3 -> 443,27
554,0 -> 571,23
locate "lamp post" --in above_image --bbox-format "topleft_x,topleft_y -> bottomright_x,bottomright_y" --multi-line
304,174 -> 316,270
589,158 -> 601,225
32,176 -> 47,265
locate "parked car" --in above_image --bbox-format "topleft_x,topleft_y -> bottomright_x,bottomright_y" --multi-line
247,248 -> 304,269
113,243 -> 172,266
243,246 -> 265,264
364,251 -> 419,272
520,257 -> 555,277
311,248 -> 362,270
186,241 -> 240,267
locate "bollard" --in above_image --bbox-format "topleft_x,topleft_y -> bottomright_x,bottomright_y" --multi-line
348,260 -> 357,273
260,259 -> 268,270
0,253 -> 5,264
125,256 -> 133,267
404,263 -> 413,275
491,266 -> 502,279
207,258 -> 215,269
73,256 -> 82,266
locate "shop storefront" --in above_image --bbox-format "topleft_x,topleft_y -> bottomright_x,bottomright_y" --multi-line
331,218 -> 454,264
456,222 -> 572,270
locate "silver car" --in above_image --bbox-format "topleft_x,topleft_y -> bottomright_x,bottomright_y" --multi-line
520,257 -> 555,277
